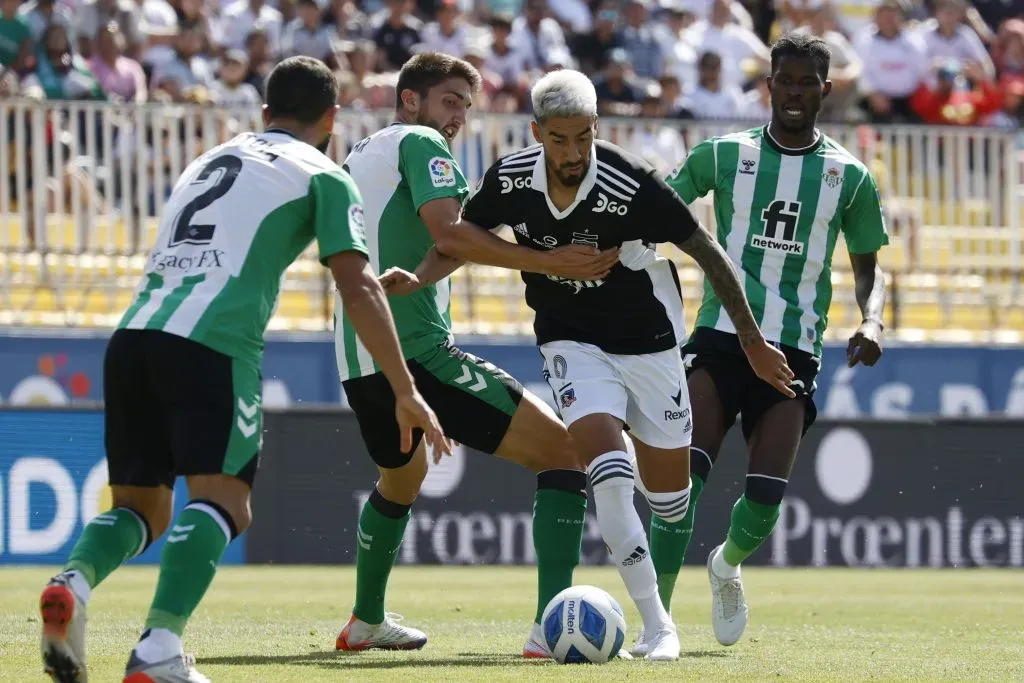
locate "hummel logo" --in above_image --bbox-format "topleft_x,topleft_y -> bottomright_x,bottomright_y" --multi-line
622,545 -> 648,567
740,159 -> 756,175
671,388 -> 682,406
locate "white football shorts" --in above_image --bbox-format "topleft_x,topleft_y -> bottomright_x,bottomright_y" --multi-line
539,340 -> 692,450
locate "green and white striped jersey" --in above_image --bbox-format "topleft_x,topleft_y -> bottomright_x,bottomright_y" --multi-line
335,123 -> 469,381
666,126 -> 888,357
119,130 -> 368,368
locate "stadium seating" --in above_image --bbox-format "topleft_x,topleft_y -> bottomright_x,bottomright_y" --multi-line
1,105 -> 1022,342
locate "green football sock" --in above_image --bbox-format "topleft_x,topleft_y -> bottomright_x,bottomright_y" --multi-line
650,472 -> 705,611
722,495 -> 781,566
532,485 -> 587,624
145,502 -> 233,637
352,494 -> 410,625
66,507 -> 149,588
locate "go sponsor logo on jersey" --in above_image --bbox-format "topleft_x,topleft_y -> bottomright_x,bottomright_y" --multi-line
429,157 -> 456,188
499,175 -> 532,194
592,191 -> 628,215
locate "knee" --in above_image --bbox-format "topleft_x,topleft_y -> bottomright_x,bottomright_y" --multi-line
186,474 -> 253,536
376,451 -> 428,506
111,489 -> 174,539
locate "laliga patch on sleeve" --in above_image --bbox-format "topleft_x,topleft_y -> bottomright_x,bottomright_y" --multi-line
669,156 -> 686,180
428,156 -> 456,187
348,203 -> 366,238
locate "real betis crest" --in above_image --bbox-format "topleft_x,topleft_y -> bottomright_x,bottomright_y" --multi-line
822,167 -> 843,188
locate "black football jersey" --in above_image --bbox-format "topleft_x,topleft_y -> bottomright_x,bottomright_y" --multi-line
462,139 -> 700,355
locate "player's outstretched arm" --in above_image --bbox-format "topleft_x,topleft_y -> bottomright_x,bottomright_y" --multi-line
847,252 -> 886,368
677,227 -> 796,398
419,197 -> 619,281
328,250 -> 451,456
379,247 -> 465,296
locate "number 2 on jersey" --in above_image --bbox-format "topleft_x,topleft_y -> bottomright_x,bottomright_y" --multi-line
170,155 -> 243,247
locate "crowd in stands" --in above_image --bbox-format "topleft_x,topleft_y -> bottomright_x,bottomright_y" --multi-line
0,0 -> 1021,126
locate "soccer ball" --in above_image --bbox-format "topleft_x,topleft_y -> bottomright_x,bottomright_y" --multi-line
541,585 -> 627,664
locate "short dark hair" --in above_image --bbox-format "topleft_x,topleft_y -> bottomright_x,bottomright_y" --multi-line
265,56 -> 339,124
771,32 -> 831,81
698,51 -> 721,69
395,52 -> 482,110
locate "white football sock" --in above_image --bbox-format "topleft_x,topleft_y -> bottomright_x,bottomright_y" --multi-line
62,569 -> 92,605
588,451 -> 672,634
134,627 -> 183,663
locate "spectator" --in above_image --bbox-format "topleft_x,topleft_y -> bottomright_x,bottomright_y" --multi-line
373,0 -> 422,70
677,49 -> 746,119
137,0 -> 179,74
593,47 -> 644,115
626,82 -> 687,176
831,0 -> 882,38
18,0 -> 75,46
223,0 -> 283,57
0,0 -> 33,72
658,73 -> 684,113
992,18 -> 1024,78
684,0 -> 770,91
484,14 -> 533,89
854,0 -> 929,122
78,0 -> 143,60
741,64 -> 772,119
918,0 -> 995,78
621,0 -> 666,79
327,0 -> 371,40
243,27 -> 273,95
88,22 -> 146,102
339,38 -> 395,108
572,3 -> 622,75
177,0 -> 219,52
548,0 -> 591,35
797,4 -> 863,121
970,0 -> 1022,39
509,0 -> 568,70
22,24 -> 105,100
462,43 -> 501,106
151,22 -> 214,100
282,0 -> 339,64
211,48 -> 262,107
657,0 -> 699,95
982,73 -> 1023,128
910,58 -> 1002,124
420,0 -> 471,56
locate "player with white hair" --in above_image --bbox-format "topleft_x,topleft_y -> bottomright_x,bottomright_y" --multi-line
391,68 -> 794,660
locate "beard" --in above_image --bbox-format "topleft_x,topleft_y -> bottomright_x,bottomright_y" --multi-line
416,111 -> 444,133
547,154 -> 588,188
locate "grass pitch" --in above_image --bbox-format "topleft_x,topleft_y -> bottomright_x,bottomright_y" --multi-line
2,566 -> 1022,682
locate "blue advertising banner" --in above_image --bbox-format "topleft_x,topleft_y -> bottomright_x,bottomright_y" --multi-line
1,329 -> 1023,417
0,410 -> 245,565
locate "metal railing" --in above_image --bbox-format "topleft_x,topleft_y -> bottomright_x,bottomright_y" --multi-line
1,101 -> 1022,341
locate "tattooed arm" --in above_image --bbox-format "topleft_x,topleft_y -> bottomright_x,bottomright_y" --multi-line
677,226 -> 763,349
676,226 -> 796,397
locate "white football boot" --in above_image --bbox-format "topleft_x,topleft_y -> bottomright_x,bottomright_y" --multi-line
643,623 -> 680,661
122,652 -> 210,683
40,574 -> 88,683
707,544 -> 749,646
522,623 -> 550,659
336,613 -> 428,651
630,628 -> 649,657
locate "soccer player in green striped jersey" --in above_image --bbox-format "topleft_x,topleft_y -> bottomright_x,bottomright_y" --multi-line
37,57 -> 447,683
645,32 -> 889,651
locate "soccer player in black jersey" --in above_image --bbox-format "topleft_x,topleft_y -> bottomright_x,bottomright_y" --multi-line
383,69 -> 794,660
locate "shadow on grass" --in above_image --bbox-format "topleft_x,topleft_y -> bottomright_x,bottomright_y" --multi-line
201,651 -> 538,670
202,649 -> 729,669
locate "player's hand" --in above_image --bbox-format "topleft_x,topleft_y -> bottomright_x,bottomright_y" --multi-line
847,319 -> 883,368
537,245 -> 620,281
394,390 -> 451,458
744,339 -> 796,398
379,267 -> 422,296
